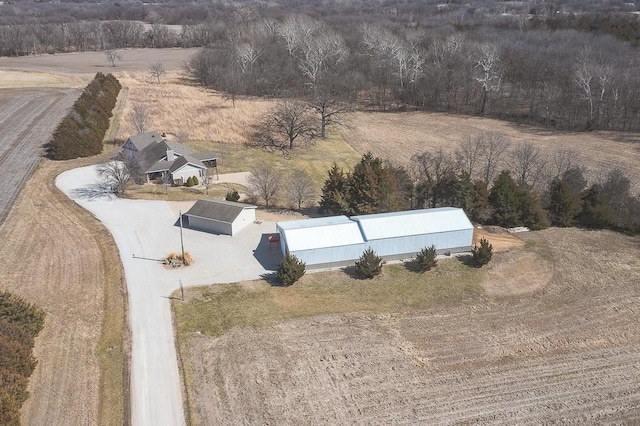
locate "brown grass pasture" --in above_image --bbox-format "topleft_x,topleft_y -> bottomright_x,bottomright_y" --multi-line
176,228 -> 640,424
340,111 -> 640,189
115,71 -> 274,144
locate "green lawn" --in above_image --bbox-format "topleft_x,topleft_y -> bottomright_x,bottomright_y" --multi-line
174,258 -> 487,339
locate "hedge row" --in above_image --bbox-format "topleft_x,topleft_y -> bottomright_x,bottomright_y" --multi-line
50,72 -> 121,160
0,291 -> 46,426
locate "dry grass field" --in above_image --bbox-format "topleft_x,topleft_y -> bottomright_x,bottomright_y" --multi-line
175,228 -> 640,424
115,71 -> 275,144
340,111 -> 640,190
0,155 -> 126,426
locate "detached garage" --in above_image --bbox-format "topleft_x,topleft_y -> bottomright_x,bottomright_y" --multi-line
352,207 -> 474,260
276,216 -> 366,268
183,198 -> 257,236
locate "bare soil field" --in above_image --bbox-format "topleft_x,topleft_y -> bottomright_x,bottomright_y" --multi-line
0,87 -> 78,225
340,111 -> 640,189
0,156 -> 126,426
179,228 -> 640,424
0,47 -> 199,75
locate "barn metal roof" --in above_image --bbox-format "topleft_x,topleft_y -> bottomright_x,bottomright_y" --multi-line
184,199 -> 256,224
277,216 -> 365,252
352,207 -> 473,241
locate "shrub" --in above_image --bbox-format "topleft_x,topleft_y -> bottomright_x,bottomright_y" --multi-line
416,245 -> 438,272
355,248 -> 383,279
185,176 -> 194,187
192,176 -> 199,186
472,238 -> 493,267
164,251 -> 193,266
0,292 -> 45,426
277,254 -> 306,286
50,73 -> 121,160
225,190 -> 240,202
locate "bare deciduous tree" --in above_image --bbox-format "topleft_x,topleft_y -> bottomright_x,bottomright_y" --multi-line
98,161 -> 130,195
456,134 -> 484,179
310,91 -> 351,138
131,103 -> 149,134
550,149 -> 581,180
479,132 -> 510,185
150,62 -> 166,83
287,169 -> 316,209
474,43 -> 502,114
254,100 -> 317,152
248,165 -> 284,207
509,141 -> 546,189
105,49 -> 121,67
202,168 -> 217,195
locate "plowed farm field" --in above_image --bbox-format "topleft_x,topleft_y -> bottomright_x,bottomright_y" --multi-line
0,88 -> 78,224
178,228 -> 640,424
340,111 -> 640,189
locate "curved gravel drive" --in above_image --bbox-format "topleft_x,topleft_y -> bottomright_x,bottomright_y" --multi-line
56,165 -> 279,426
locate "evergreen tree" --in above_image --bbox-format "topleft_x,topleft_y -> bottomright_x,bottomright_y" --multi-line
578,184 -> 616,229
472,238 -> 493,266
225,190 -> 240,202
355,248 -> 383,278
277,254 -> 306,286
319,163 -> 349,215
489,171 -> 522,227
548,178 -> 580,226
415,245 -> 438,272
349,152 -> 384,214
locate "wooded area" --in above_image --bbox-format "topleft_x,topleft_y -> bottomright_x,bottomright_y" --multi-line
1,1 -> 637,130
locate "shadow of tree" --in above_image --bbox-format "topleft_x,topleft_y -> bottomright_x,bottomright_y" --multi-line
457,254 -> 480,268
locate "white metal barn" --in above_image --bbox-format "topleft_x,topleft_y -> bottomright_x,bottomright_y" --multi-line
352,207 -> 474,260
183,199 -> 256,236
276,207 -> 474,268
276,216 -> 366,268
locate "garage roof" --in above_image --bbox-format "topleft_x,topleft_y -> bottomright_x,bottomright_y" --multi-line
352,207 -> 473,241
278,216 -> 365,251
184,199 -> 256,224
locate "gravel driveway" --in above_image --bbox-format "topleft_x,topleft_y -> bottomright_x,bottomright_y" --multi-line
56,165 -> 280,426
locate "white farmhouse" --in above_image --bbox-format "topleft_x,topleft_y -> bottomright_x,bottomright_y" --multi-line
122,131 -> 217,185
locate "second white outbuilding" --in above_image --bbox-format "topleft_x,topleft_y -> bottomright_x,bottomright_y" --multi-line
276,207 -> 474,268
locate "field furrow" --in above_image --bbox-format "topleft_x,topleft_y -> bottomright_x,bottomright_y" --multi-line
0,88 -> 78,224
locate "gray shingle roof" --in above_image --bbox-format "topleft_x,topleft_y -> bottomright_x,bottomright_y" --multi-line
127,132 -> 163,152
124,131 -> 211,174
184,199 -> 257,224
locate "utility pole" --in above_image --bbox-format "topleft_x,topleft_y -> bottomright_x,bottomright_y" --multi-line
179,210 -> 185,263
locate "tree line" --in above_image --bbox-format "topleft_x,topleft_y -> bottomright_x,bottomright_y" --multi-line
49,73 -> 121,161
318,140 -> 640,234
0,291 -> 45,425
187,10 -> 640,131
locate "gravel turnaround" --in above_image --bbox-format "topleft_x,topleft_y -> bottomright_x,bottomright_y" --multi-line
56,165 -> 280,426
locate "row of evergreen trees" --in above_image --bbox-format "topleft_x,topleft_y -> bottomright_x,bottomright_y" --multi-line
49,73 -> 121,160
0,291 -> 45,425
320,153 -> 640,234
